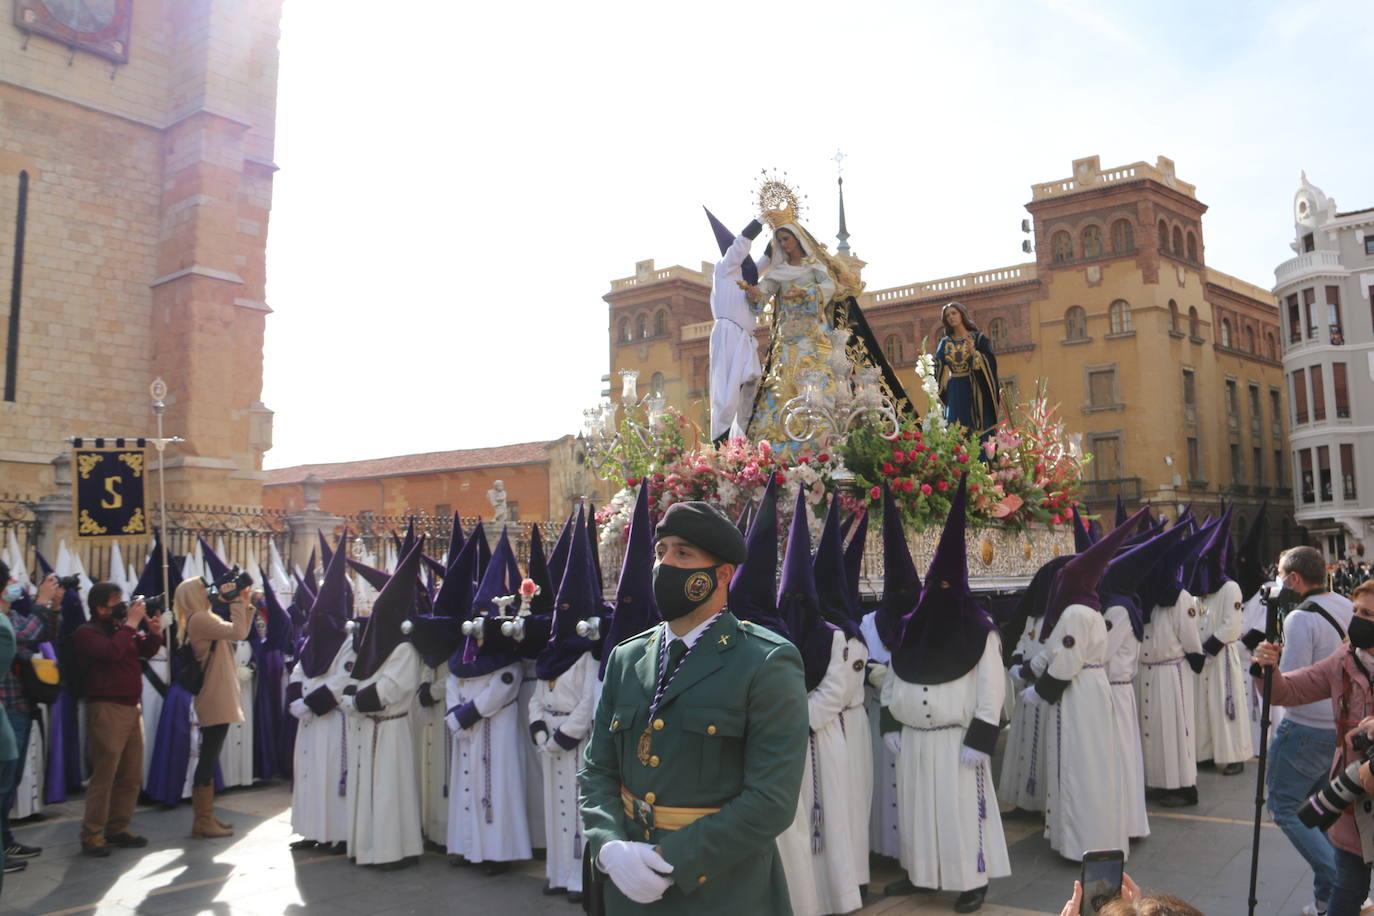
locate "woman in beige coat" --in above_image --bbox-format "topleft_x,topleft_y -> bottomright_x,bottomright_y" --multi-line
174,577 -> 252,838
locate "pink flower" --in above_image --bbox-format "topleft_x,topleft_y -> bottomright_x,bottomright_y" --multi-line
1050,514 -> 1063,525
519,578 -> 537,598
936,480 -> 949,492
920,483 -> 933,496
956,453 -> 969,464
869,486 -> 882,500
882,462 -> 896,475
759,441 -> 773,458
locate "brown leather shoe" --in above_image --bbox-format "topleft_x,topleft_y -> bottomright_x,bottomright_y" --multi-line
105,832 -> 149,848
82,836 -> 113,857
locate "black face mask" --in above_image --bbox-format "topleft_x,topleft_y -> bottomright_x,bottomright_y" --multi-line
1349,616 -> 1374,651
652,563 -> 719,621
110,602 -> 128,621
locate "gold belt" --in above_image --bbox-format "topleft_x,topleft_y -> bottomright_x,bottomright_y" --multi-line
620,785 -> 719,832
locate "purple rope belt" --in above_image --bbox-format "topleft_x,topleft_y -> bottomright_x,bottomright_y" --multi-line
338,712 -> 348,798
1026,705 -> 1042,797
1221,641 -> 1237,721
482,717 -> 493,825
809,731 -> 824,854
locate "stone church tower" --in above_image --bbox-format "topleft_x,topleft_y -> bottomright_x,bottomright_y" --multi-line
0,0 -> 282,505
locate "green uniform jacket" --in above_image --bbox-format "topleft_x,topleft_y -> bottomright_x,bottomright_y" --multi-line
580,611 -> 808,915
0,614 -> 16,763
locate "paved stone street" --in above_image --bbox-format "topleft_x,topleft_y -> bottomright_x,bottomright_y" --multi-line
0,760 -> 1321,915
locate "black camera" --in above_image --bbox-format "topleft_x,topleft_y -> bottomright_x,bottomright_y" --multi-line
56,574 -> 81,591
1259,580 -> 1302,616
133,594 -> 166,615
208,566 -> 253,603
1298,733 -> 1374,830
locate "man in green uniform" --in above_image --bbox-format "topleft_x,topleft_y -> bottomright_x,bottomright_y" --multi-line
580,500 -> 809,913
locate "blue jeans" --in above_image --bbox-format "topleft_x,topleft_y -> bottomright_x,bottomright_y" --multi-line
1329,847 -> 1371,916
1268,719 -> 1338,906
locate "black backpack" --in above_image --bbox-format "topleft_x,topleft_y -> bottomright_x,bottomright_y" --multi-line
174,636 -> 215,694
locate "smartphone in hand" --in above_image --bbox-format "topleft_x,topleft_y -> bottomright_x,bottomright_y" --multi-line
1081,849 -> 1125,915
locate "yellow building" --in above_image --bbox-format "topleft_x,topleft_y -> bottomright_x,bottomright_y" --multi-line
0,0 -> 281,507
606,156 -> 1296,549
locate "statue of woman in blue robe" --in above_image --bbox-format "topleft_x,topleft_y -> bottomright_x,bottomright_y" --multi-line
934,301 -> 1000,445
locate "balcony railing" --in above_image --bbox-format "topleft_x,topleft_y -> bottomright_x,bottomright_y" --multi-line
1274,249 -> 1345,287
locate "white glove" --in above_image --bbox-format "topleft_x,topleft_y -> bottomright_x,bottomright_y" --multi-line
1020,685 -> 1043,708
960,746 -> 990,769
866,662 -> 889,689
598,840 -> 674,904
341,695 -> 358,716
883,731 -> 901,757
236,664 -> 254,684
288,699 -> 313,724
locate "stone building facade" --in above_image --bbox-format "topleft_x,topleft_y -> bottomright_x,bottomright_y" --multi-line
0,0 -> 281,510
1277,175 -> 1374,558
607,156 -> 1295,552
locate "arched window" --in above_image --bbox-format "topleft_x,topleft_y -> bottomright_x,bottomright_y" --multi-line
883,334 -> 904,364
635,313 -> 648,339
1188,306 -> 1200,338
654,310 -> 668,336
1108,299 -> 1132,334
1065,306 -> 1087,340
1220,318 -> 1232,347
1052,230 -> 1073,263
1111,219 -> 1134,252
1169,299 -> 1180,332
618,317 -> 631,342
650,371 -> 665,395
1158,220 -> 1170,251
1186,231 -> 1198,262
1245,326 -> 1256,353
1172,226 -> 1184,255
1266,331 -> 1277,359
1081,226 -> 1103,258
987,317 -> 1009,349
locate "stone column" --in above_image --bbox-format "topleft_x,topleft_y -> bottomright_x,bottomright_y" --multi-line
283,475 -> 341,574
32,453 -> 72,563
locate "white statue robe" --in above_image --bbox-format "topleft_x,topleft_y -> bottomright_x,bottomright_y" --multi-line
860,612 -> 900,860
1027,605 -> 1128,861
345,642 -> 424,865
1103,604 -> 1149,839
446,662 -> 532,863
517,658 -> 546,849
1195,580 -> 1254,766
777,629 -> 862,916
883,631 -> 1010,893
839,634 -> 872,886
528,651 -> 597,892
414,661 -> 451,844
999,614 -> 1048,813
219,640 -> 256,787
1137,589 -> 1203,790
709,229 -> 770,440
288,639 -> 354,844
1240,588 -> 1281,750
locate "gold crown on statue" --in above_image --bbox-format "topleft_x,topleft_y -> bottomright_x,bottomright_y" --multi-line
757,170 -> 806,228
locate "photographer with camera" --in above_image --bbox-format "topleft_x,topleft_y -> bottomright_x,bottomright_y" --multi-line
1253,564 -> 1369,916
174,570 -> 252,839
0,561 -> 61,870
72,582 -> 163,856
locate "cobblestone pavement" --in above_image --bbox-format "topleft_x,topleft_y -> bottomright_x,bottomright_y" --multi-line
0,760 -> 1316,915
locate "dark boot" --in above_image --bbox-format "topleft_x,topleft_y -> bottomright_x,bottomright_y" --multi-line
955,886 -> 988,912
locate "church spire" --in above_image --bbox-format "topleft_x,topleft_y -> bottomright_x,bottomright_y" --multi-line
834,149 -> 851,256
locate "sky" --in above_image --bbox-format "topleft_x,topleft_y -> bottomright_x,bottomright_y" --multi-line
261,0 -> 1374,470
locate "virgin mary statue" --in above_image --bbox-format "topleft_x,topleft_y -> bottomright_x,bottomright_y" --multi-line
744,200 -> 908,453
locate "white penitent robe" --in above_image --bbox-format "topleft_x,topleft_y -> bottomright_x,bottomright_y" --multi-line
999,615 -> 1048,813
220,641 -> 256,787
528,652 -> 597,892
414,662 -> 451,844
345,642 -> 424,866
839,635 -> 873,887
13,704 -> 45,819
1103,604 -> 1149,839
1195,580 -> 1255,767
142,645 -> 169,782
860,612 -> 900,860
289,639 -> 355,844
883,631 -> 1010,893
708,229 -> 770,440
1240,589 -> 1282,750
777,629 -> 862,916
518,658 -> 546,849
1028,605 -> 1127,861
1137,590 -> 1203,790
446,662 -> 532,863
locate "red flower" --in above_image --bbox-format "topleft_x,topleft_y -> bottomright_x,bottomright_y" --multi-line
869,486 -> 882,500
1051,514 -> 1063,525
882,462 -> 896,475
626,477 -> 639,487
956,454 -> 969,464
775,471 -> 787,484
920,483 -> 933,496
936,480 -> 949,492
904,479 -> 916,493
817,453 -> 829,463
903,430 -> 915,440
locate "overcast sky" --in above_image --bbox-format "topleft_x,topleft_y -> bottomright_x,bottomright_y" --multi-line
261,0 -> 1373,470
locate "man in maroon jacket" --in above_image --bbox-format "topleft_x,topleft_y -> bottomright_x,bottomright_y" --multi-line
73,582 -> 163,856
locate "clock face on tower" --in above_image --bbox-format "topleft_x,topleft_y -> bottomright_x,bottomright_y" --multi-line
14,0 -> 133,63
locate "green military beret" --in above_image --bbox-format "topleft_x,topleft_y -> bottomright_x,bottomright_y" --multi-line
655,501 -> 747,565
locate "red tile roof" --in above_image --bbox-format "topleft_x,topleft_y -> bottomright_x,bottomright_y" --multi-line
265,440 -> 558,486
